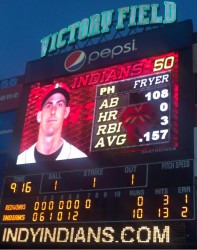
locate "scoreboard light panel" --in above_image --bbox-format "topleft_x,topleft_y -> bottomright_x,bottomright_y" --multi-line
0,50 -> 195,248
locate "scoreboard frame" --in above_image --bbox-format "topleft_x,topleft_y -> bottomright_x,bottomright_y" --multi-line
0,20 -> 196,249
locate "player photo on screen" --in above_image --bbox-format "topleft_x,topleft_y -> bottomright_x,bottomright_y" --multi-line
16,82 -> 93,165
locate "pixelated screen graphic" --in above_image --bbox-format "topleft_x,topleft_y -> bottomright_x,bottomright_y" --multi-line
17,51 -> 178,164
17,82 -> 95,164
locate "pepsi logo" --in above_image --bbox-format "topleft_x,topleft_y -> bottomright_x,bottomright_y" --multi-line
64,50 -> 86,72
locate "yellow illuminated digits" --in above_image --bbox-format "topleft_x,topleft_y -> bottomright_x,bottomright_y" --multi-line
132,208 -> 143,219
153,56 -> 175,72
21,182 -> 32,193
32,212 -> 45,222
10,182 -> 17,193
73,211 -> 78,220
181,195 -> 189,218
32,212 -> 38,221
57,211 -> 63,221
85,199 -> 91,209
74,200 -> 80,209
185,194 -> 188,203
49,212 -> 53,221
163,207 -> 169,218
181,206 -> 188,218
137,196 -> 144,206
93,177 -> 96,188
58,200 -> 64,210
54,180 -> 58,191
41,201 -> 47,210
132,196 -> 144,219
158,195 -> 169,218
48,200 -> 54,210
68,211 -> 78,221
158,207 -> 169,218
66,200 -> 72,209
39,212 -> 45,221
131,174 -> 135,186
34,201 -> 39,211
163,195 -> 169,205
67,211 -> 71,220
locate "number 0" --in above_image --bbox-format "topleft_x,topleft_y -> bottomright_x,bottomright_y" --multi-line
164,56 -> 175,69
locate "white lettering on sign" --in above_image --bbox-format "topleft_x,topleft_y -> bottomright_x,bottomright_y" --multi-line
2,225 -> 170,243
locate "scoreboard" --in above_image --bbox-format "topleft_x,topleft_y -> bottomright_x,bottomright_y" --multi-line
0,159 -> 194,247
0,20 -> 196,248
1,160 -> 194,221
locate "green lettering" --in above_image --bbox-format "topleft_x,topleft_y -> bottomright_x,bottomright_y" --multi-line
40,35 -> 51,57
101,10 -> 114,33
137,4 -> 150,25
163,1 -> 176,24
78,18 -> 89,40
56,28 -> 67,49
116,7 -> 129,30
89,14 -> 101,37
128,6 -> 137,27
150,4 -> 163,24
68,21 -> 80,44
48,32 -> 58,53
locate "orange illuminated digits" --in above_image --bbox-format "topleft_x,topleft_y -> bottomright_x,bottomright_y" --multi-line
10,183 -> 17,193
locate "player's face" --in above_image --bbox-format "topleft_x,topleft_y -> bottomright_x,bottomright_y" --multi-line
37,93 -> 70,136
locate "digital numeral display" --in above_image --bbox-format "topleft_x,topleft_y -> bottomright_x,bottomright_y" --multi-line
0,160 -> 194,224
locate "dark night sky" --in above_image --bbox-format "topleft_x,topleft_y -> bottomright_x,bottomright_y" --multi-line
0,0 -> 196,79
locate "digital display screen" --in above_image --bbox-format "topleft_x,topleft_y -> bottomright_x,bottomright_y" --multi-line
0,44 -> 195,248
15,52 -> 183,166
91,70 -> 175,152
